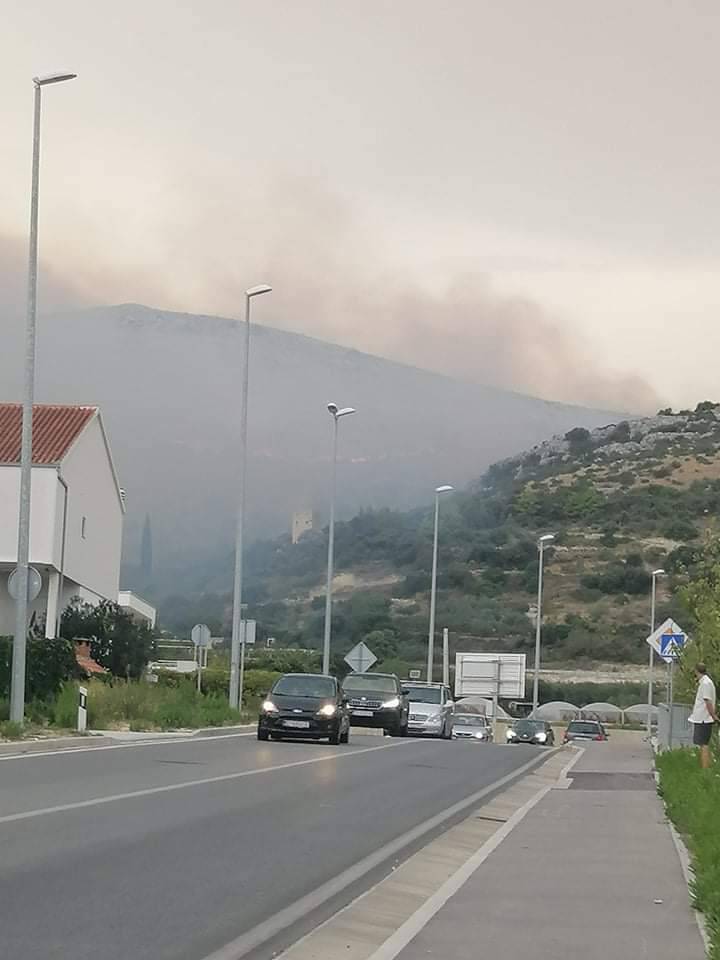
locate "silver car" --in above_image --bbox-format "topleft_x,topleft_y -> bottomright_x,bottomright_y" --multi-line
404,682 -> 454,738
452,714 -> 493,742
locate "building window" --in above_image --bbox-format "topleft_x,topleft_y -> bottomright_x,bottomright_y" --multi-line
81,516 -> 87,539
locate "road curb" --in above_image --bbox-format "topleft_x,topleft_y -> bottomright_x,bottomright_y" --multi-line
0,734 -> 114,757
0,723 -> 259,757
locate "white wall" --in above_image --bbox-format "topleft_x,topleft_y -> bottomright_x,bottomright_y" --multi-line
61,417 -> 124,603
0,570 -> 105,637
0,466 -> 61,566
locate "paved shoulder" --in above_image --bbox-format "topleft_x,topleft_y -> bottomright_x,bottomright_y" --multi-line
391,738 -> 705,960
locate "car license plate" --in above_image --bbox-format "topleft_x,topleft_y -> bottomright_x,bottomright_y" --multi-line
352,709 -> 373,717
283,720 -> 310,729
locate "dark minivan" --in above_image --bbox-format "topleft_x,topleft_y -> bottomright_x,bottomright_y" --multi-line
257,673 -> 350,744
341,672 -> 409,736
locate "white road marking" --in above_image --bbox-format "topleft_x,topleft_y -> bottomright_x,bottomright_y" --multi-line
0,730 -> 257,762
366,783 -> 553,960
0,740 -> 413,824
200,749 -> 555,960
365,747 -> 584,960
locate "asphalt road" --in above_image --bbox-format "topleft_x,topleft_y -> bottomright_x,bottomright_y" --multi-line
0,731 -> 544,960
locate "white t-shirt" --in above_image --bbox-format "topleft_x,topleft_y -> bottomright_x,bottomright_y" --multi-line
690,674 -> 716,724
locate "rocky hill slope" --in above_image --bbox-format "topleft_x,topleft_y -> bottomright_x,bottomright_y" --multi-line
161,402 -> 720,669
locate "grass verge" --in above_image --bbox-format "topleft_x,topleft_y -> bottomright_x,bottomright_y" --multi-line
656,748 -> 720,957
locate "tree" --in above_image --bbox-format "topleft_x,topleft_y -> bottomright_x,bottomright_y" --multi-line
60,599 -> 155,679
677,538 -> 720,697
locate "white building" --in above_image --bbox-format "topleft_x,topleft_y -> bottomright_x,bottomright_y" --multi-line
292,509 -> 315,544
0,403 -> 125,638
118,590 -> 157,628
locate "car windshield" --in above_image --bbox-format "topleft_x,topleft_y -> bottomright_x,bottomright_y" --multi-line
272,676 -> 336,698
404,686 -> 442,703
454,715 -> 486,726
513,720 -> 545,733
342,674 -> 397,694
567,721 -> 600,733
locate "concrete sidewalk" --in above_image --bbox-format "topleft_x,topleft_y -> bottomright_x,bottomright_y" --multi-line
394,739 -> 705,959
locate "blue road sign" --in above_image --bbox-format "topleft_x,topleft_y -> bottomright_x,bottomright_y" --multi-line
659,633 -> 685,659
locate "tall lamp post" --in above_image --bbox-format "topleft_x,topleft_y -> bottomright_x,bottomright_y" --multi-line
647,568 -> 665,738
531,532 -> 555,714
229,284 -> 272,710
427,485 -> 453,682
322,403 -> 356,675
11,71 -> 77,726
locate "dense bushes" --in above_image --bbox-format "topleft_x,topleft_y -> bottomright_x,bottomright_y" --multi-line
0,633 -> 77,702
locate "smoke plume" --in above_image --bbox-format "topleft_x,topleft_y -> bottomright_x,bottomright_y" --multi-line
0,178 -> 660,412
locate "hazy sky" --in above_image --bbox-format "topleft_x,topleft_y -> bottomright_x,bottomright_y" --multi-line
3,1 -> 720,411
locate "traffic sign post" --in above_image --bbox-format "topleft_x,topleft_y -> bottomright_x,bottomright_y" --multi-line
191,624 -> 211,693
646,618 -> 689,748
7,566 -> 42,603
344,641 -> 377,674
645,618 -> 688,663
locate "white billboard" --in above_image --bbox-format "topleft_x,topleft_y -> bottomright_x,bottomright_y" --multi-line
454,652 -> 526,699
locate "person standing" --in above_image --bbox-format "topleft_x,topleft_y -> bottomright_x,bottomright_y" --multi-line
689,663 -> 718,769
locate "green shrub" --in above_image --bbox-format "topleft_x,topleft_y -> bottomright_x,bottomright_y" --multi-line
657,749 -> 720,956
53,682 -> 78,728
0,720 -> 23,740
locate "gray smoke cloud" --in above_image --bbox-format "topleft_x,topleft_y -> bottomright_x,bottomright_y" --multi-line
0,177 -> 661,413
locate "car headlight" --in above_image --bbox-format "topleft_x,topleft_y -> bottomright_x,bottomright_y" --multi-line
317,704 -> 337,717
381,697 -> 400,709
261,700 -> 279,713
426,712 -> 443,722
534,732 -> 547,742
474,730 -> 487,739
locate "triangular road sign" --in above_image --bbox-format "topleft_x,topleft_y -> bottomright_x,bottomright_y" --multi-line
344,641 -> 378,674
646,618 -> 689,663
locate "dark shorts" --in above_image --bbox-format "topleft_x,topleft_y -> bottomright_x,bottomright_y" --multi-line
693,722 -> 714,746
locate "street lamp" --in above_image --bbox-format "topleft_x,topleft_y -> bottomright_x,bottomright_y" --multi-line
10,70 -> 77,726
229,283 -> 272,710
427,485 -> 454,682
322,403 -> 356,675
531,533 -> 555,714
647,568 -> 665,738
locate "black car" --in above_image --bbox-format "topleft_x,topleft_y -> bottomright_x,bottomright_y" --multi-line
506,719 -> 555,746
257,673 -> 350,744
341,672 -> 409,736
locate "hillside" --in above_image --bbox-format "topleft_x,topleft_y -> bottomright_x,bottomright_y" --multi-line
161,401 -> 720,669
0,303 -> 617,592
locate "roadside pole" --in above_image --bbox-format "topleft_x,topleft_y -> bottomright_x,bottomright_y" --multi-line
491,659 -> 502,742
77,686 -> 87,732
668,661 -> 674,748
442,628 -> 449,687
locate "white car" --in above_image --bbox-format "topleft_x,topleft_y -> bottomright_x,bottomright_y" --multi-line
403,681 -> 455,739
452,714 -> 493,742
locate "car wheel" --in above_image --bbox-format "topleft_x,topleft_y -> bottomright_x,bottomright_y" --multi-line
329,726 -> 341,745
340,726 -> 350,744
443,721 -> 453,740
257,726 -> 269,742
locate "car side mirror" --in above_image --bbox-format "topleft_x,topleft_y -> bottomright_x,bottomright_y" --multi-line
401,689 -> 409,696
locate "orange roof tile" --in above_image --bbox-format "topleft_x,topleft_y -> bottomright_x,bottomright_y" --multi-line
0,404 -> 97,465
